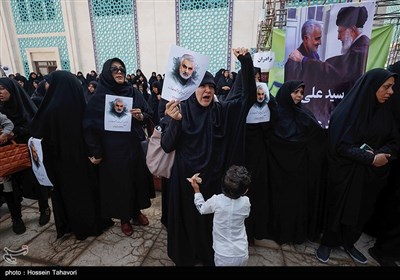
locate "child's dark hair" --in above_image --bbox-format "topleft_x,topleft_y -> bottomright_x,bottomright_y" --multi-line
222,165 -> 251,199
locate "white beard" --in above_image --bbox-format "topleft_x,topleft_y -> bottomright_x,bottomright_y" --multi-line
341,30 -> 353,54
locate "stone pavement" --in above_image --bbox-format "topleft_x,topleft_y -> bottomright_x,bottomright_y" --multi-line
0,191 -> 388,273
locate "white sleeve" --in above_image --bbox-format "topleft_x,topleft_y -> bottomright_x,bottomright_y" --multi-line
194,193 -> 217,215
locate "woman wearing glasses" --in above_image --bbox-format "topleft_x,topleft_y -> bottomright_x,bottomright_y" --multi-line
83,58 -> 154,236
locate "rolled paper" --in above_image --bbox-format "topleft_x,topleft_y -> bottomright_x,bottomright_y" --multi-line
187,173 -> 202,184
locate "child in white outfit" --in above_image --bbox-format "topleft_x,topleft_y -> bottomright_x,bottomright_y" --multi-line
188,165 -> 251,266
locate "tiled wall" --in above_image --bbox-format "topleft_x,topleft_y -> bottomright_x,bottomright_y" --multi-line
177,0 -> 232,74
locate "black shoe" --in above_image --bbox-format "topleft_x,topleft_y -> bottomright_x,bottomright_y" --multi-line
12,219 -> 26,235
39,207 -> 51,226
316,245 -> 331,263
368,247 -> 397,267
346,246 -> 368,264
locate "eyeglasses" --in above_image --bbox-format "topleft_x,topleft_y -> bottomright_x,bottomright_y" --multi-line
110,66 -> 126,74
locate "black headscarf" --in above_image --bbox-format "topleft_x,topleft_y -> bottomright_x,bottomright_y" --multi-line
388,61 -> 400,130
98,58 -> 132,95
30,71 -> 86,141
84,81 -> 98,104
274,80 -> 320,141
0,77 -> 37,142
31,79 -> 47,107
329,68 -> 397,153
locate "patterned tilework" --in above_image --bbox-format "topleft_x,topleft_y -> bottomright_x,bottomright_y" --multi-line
288,0 -> 345,7
177,0 -> 232,74
10,0 -> 64,34
89,0 -> 138,74
18,36 -> 70,76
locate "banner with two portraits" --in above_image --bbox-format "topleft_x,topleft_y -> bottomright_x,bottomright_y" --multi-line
283,1 -> 375,128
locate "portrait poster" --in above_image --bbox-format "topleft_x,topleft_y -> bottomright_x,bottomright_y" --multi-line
28,137 -> 53,187
246,82 -> 271,124
162,45 -> 210,101
104,94 -> 133,132
283,1 -> 375,128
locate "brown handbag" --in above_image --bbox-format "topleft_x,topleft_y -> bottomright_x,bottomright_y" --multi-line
0,140 -> 32,177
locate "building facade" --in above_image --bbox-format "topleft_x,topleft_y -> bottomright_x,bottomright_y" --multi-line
0,0 -> 264,77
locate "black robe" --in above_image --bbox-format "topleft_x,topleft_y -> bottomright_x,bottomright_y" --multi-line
268,80 -> 327,244
244,94 -> 278,242
161,53 -> 256,266
322,69 -> 399,248
83,58 -> 153,222
29,71 -> 111,239
366,62 -> 400,261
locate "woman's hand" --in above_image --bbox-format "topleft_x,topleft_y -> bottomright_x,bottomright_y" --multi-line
165,100 -> 182,120
372,153 -> 391,167
233,47 -> 249,58
130,108 -> 144,121
89,156 -> 102,165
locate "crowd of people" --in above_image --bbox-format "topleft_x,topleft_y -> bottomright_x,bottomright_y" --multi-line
0,46 -> 399,267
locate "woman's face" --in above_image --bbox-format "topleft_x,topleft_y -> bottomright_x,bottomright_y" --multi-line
376,76 -> 395,103
195,84 -> 215,107
110,61 -> 126,85
291,86 -> 304,104
88,84 -> 96,93
0,85 -> 11,102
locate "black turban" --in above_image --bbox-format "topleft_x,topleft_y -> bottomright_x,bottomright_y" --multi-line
336,6 -> 368,28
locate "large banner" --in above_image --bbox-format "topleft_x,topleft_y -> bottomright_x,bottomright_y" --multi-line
283,1 -> 375,128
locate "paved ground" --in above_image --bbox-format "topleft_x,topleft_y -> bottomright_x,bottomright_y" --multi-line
0,191 -> 395,277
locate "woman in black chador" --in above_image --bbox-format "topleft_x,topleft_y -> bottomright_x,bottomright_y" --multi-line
243,82 -> 278,243
83,58 -> 154,237
29,71 -> 113,240
366,62 -> 400,266
268,80 -> 326,245
316,68 -> 398,265
161,48 -> 256,266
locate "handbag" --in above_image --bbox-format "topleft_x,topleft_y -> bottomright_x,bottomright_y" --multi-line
146,126 -> 175,179
0,140 -> 32,177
